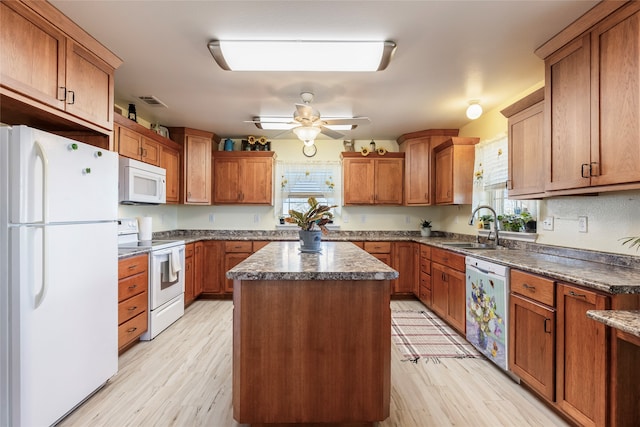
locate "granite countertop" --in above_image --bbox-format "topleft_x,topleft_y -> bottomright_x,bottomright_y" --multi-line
587,310 -> 640,339
226,241 -> 399,281
118,247 -> 150,259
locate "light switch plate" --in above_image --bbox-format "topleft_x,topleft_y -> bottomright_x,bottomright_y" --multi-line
542,216 -> 554,231
578,216 -> 588,233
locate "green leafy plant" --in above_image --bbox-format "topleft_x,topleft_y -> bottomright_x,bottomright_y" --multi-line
420,219 -> 432,228
620,236 -> 640,251
284,197 -> 337,235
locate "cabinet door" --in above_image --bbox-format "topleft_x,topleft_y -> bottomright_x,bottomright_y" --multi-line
375,158 -> 403,205
392,242 -> 415,295
184,253 -> 194,306
434,146 -> 453,204
224,252 -> 251,294
241,157 -> 273,204
590,6 -> 640,187
193,242 -> 204,297
431,263 -> 448,320
343,158 -> 375,204
556,283 -> 609,427
0,1 -> 66,111
509,293 -> 555,401
201,241 -> 223,294
403,138 -> 431,205
184,135 -> 212,204
118,126 -> 142,160
545,36 -> 591,191
65,40 -> 114,130
508,102 -> 545,197
140,137 -> 160,166
160,145 -> 181,204
213,158 -> 241,203
447,267 -> 466,334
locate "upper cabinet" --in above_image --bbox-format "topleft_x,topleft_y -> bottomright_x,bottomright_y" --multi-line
212,151 -> 275,205
169,127 -> 215,205
398,129 -> 459,206
536,1 -> 640,195
433,137 -> 478,205
0,0 -> 121,133
342,152 -> 405,205
501,88 -> 545,199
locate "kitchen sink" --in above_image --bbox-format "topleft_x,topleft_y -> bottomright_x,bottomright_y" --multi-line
441,242 -> 499,250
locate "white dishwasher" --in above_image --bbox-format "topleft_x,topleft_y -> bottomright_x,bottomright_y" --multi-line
465,256 -> 510,372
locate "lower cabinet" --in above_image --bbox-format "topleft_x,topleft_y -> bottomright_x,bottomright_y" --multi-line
184,243 -> 195,307
201,241 -> 224,295
418,244 -> 431,306
117,254 -> 148,352
430,248 -> 465,334
392,241 -> 417,295
223,241 -> 253,293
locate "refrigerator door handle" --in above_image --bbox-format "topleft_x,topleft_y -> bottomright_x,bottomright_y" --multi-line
34,140 -> 49,224
34,224 -> 48,308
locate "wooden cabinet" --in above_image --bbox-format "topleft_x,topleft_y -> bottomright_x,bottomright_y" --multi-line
0,0 -> 120,132
430,248 -> 466,334
223,241 -> 253,293
539,2 -> 640,195
509,270 -> 556,401
212,151 -> 274,205
169,127 -> 215,205
117,254 -> 148,352
418,244 -> 432,306
201,240 -> 224,295
433,137 -> 478,205
392,241 -> 417,295
500,88 -> 545,199
184,243 -> 195,307
342,152 -> 404,205
556,282 -> 609,427
160,144 -> 181,204
193,241 -> 204,298
116,125 -> 160,165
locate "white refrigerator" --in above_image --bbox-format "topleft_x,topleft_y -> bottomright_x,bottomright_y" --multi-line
0,125 -> 119,426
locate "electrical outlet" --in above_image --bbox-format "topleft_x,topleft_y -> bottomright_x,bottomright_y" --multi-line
578,216 -> 588,233
542,216 -> 554,231
405,215 -> 411,224
360,215 -> 367,223
342,214 -> 349,223
253,214 -> 260,223
209,214 -> 215,223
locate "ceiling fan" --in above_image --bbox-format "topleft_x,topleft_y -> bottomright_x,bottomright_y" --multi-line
246,92 -> 370,140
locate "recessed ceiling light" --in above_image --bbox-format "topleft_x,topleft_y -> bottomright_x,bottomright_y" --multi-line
208,40 -> 396,72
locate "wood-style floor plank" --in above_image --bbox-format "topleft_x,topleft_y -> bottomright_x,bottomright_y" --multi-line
58,299 -> 568,426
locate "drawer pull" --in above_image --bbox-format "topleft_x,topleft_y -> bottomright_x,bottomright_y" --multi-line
126,327 -> 137,333
544,318 -> 552,333
128,284 -> 137,290
568,291 -> 586,299
128,306 -> 137,311
522,283 -> 536,292
128,264 -> 138,270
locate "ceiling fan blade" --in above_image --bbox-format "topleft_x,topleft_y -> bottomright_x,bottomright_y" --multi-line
319,126 -> 344,139
322,117 -> 371,126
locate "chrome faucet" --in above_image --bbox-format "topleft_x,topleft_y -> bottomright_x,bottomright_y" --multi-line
469,205 -> 500,246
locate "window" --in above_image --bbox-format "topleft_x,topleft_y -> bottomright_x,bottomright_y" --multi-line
275,161 -> 341,218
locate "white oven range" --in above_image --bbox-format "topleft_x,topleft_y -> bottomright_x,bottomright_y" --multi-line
117,218 -> 185,340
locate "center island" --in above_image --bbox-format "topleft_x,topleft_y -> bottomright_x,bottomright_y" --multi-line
226,241 -> 399,426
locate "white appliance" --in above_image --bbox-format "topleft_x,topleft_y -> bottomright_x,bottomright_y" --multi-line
465,256 -> 510,372
118,157 -> 166,205
117,219 -> 185,340
0,125 -> 119,427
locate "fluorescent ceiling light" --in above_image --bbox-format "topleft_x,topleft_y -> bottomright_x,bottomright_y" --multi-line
254,117 -> 354,131
208,40 -> 396,72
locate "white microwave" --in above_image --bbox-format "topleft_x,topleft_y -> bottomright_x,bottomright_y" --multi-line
119,157 -> 166,205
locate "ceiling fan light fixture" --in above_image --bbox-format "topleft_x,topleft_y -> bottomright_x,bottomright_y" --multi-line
208,40 -> 396,72
293,126 -> 321,144
254,116 -> 353,131
466,101 -> 483,120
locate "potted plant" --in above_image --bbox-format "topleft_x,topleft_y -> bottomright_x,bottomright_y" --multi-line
420,219 -> 432,237
285,197 -> 336,252
480,214 -> 494,230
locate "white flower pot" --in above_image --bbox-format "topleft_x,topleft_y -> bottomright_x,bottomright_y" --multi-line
420,228 -> 432,237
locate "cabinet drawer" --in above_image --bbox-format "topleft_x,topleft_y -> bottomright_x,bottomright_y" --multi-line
363,241 -> 391,253
118,254 -> 148,280
118,272 -> 147,302
419,286 -> 431,307
420,257 -> 431,275
420,271 -> 431,291
224,241 -> 253,253
431,247 -> 465,272
420,244 -> 431,259
118,291 -> 147,325
511,270 -> 555,306
185,243 -> 194,258
118,311 -> 147,350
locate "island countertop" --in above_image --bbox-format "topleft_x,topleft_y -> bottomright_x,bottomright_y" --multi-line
226,241 -> 399,281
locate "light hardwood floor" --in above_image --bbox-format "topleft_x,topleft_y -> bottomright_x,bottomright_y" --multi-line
59,299 -> 568,426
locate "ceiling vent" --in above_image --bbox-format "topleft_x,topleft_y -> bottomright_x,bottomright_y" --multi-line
137,95 -> 168,108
